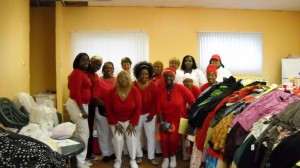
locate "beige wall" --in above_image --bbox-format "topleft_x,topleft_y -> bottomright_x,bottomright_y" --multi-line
30,7 -> 56,95
0,1 -> 299,114
54,3 -> 300,112
0,0 -> 30,99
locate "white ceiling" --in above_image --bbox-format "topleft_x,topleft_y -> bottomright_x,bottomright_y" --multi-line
62,0 -> 300,11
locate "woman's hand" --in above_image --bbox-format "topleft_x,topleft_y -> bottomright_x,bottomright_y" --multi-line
81,110 -> 88,119
126,124 -> 136,136
115,123 -> 124,136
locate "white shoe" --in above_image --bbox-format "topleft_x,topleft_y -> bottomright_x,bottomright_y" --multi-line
170,156 -> 177,168
161,158 -> 169,168
113,160 -> 122,168
85,161 -> 93,166
130,160 -> 139,168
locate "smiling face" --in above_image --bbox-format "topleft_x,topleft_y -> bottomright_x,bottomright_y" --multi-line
169,60 -> 179,70
90,61 -> 102,73
153,63 -> 163,76
207,72 -> 217,85
79,55 -> 90,71
211,58 -> 221,69
164,73 -> 175,87
138,69 -> 149,83
183,78 -> 194,90
118,73 -> 130,87
122,62 -> 131,72
102,63 -> 114,78
184,57 -> 193,70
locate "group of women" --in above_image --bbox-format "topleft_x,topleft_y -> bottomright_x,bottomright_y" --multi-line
66,53 -> 231,168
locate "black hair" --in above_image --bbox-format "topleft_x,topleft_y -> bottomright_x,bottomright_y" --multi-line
180,55 -> 197,70
133,61 -> 153,79
102,61 -> 114,73
73,53 -> 89,69
209,59 -> 225,68
121,57 -> 132,65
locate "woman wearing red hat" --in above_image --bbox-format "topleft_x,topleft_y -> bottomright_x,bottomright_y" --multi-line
209,54 -> 232,82
157,67 -> 195,168
200,64 -> 218,93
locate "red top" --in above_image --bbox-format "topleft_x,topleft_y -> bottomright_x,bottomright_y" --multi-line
133,81 -> 158,119
157,84 -> 195,123
199,82 -> 211,93
190,85 -> 201,99
152,74 -> 165,89
106,85 -> 142,125
89,73 -> 99,99
93,77 -> 116,102
69,69 -> 92,106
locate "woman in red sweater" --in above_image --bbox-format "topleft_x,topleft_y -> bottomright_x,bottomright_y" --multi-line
133,61 -> 158,165
199,64 -> 218,93
157,67 -> 195,168
92,62 -> 116,162
66,53 -> 92,168
106,70 -> 142,168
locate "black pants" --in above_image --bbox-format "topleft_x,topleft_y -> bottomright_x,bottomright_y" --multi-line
86,103 -> 96,158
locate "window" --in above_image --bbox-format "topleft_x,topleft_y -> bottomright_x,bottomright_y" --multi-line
71,31 -> 149,75
198,32 -> 262,75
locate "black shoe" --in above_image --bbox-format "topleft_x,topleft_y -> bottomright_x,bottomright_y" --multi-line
86,155 -> 96,161
109,154 -> 116,161
102,156 -> 110,163
155,153 -> 162,157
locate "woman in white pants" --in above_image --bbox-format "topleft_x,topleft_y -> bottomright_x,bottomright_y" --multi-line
106,70 -> 142,168
66,53 -> 92,168
133,61 -> 158,165
93,62 -> 116,162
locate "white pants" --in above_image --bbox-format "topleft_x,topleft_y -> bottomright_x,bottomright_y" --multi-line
110,121 -> 137,162
136,114 -> 156,159
94,109 -> 114,157
66,98 -> 89,164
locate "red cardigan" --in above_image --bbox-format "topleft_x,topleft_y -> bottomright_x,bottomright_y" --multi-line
133,81 -> 158,119
106,85 -> 142,126
69,69 -> 92,106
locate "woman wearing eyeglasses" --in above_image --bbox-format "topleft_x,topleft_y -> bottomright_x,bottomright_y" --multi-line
157,67 -> 195,168
106,70 -> 142,168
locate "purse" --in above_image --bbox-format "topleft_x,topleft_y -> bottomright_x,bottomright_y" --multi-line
160,121 -> 175,133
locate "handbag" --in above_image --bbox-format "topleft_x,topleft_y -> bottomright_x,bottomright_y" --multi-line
160,121 -> 175,133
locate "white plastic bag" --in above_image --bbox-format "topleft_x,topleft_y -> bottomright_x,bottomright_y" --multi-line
51,122 -> 76,140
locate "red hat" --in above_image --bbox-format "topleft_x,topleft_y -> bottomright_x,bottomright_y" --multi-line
163,67 -> 176,77
211,54 -> 221,61
206,64 -> 217,77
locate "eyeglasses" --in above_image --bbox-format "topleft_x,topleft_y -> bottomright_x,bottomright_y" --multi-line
167,91 -> 171,101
